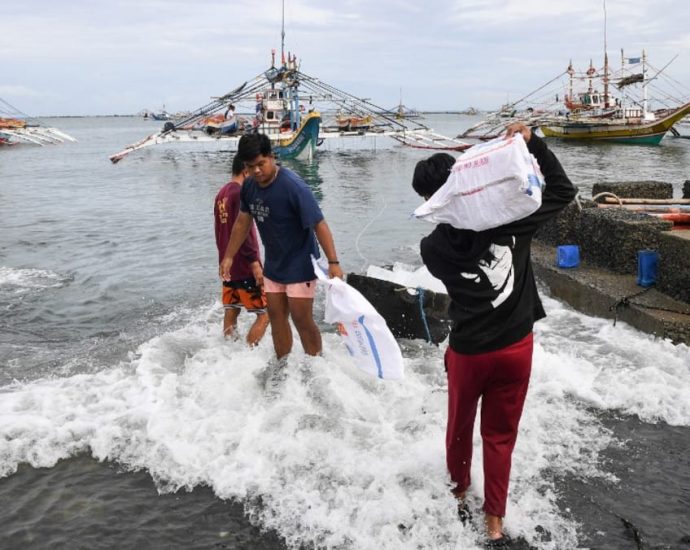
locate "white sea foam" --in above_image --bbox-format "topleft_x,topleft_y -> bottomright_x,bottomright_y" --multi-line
0,266 -> 71,293
366,262 -> 447,294
1,292 -> 688,549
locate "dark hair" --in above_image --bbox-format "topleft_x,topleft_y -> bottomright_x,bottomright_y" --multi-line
237,133 -> 272,162
231,154 -> 244,176
411,152 -> 456,198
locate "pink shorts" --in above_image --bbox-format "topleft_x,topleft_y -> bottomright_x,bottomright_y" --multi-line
263,276 -> 317,298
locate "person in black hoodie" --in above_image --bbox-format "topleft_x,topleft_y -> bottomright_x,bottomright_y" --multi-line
412,123 -> 576,547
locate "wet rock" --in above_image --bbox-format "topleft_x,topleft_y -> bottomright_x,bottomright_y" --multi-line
577,208 -> 672,274
346,273 -> 451,344
657,231 -> 690,304
535,198 -> 595,246
592,180 -> 673,199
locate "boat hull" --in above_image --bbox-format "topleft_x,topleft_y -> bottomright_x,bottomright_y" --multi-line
540,102 -> 690,144
273,112 -> 320,160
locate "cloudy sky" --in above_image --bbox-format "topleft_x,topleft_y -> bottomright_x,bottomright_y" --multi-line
3,0 -> 690,116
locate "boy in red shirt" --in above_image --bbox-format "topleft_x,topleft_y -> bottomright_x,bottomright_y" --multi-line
214,155 -> 269,346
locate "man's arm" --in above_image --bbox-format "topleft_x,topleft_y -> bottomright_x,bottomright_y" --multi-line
314,219 -> 343,279
219,211 -> 252,281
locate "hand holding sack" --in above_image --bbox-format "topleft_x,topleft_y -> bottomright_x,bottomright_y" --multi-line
413,134 -> 545,231
312,257 -> 404,380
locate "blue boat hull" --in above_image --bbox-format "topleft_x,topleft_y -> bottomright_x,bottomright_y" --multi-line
273,113 -> 320,159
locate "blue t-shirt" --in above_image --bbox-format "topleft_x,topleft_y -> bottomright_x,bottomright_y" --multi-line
240,167 -> 324,283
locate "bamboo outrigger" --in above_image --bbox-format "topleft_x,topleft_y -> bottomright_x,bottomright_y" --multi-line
0,98 -> 76,147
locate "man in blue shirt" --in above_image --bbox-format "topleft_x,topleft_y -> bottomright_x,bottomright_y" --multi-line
220,133 -> 343,362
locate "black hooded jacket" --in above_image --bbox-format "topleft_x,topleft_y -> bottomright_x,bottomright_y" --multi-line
420,134 -> 577,354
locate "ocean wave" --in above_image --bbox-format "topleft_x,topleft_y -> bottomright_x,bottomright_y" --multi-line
0,298 -> 688,549
0,266 -> 72,293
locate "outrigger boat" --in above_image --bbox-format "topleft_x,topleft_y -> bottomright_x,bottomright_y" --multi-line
110,13 -> 469,164
539,50 -> 690,144
0,98 -> 76,147
462,49 -> 690,145
461,3 -> 690,148
110,52 -> 469,164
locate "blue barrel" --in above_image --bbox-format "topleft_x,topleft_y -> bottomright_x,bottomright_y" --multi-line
556,245 -> 580,268
637,250 -> 659,287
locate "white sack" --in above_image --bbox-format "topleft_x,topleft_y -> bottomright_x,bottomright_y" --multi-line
312,257 -> 404,380
413,133 -> 544,231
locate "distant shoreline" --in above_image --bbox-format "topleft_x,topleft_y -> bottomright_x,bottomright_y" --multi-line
37,110 -> 483,118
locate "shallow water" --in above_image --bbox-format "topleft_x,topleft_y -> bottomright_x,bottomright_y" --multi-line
1,115 -> 689,549
1,455 -> 286,550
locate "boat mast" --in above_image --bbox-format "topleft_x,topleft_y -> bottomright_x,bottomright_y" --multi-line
281,0 -> 286,67
603,0 -> 610,108
642,49 -> 648,118
279,0 -> 300,130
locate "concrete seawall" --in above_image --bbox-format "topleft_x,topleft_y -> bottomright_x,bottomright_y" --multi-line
531,240 -> 690,345
533,181 -> 690,345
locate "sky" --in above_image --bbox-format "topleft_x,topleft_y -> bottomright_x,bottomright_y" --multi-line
3,0 -> 690,116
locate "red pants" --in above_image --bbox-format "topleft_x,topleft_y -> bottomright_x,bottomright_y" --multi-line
445,333 -> 533,517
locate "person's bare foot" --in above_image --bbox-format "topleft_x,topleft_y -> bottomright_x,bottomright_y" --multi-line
485,513 -> 503,540
451,488 -> 472,524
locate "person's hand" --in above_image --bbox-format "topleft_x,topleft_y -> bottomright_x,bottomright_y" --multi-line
328,263 -> 344,280
219,256 -> 233,281
250,261 -> 264,287
504,122 -> 531,143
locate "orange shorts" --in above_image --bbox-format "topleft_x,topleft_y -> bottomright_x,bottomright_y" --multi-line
263,276 -> 317,299
222,279 -> 267,313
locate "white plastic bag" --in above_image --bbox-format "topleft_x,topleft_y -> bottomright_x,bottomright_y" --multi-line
312,257 -> 404,380
413,134 -> 544,231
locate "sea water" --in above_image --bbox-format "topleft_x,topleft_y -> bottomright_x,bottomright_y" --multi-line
1,115 -> 689,549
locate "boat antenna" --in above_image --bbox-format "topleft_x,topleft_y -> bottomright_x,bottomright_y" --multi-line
281,0 -> 286,66
603,0 -> 607,53
603,0 -> 610,107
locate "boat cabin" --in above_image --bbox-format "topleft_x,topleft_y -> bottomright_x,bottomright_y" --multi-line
256,87 -> 303,135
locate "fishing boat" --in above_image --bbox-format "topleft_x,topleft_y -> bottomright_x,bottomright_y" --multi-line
334,112 -> 373,132
110,50 -> 469,164
394,104 -> 421,120
0,98 -> 76,146
538,52 -> 690,144
461,49 -> 690,145
461,2 -> 690,145
148,105 -> 174,121
110,6 -> 469,164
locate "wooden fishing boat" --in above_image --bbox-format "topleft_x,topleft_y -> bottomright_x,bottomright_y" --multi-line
110,50 -> 470,164
539,53 -> 690,144
110,4 -> 470,164
335,113 -> 372,132
149,106 -> 173,121
461,5 -> 690,145
540,103 -> 690,144
0,101 -> 76,147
